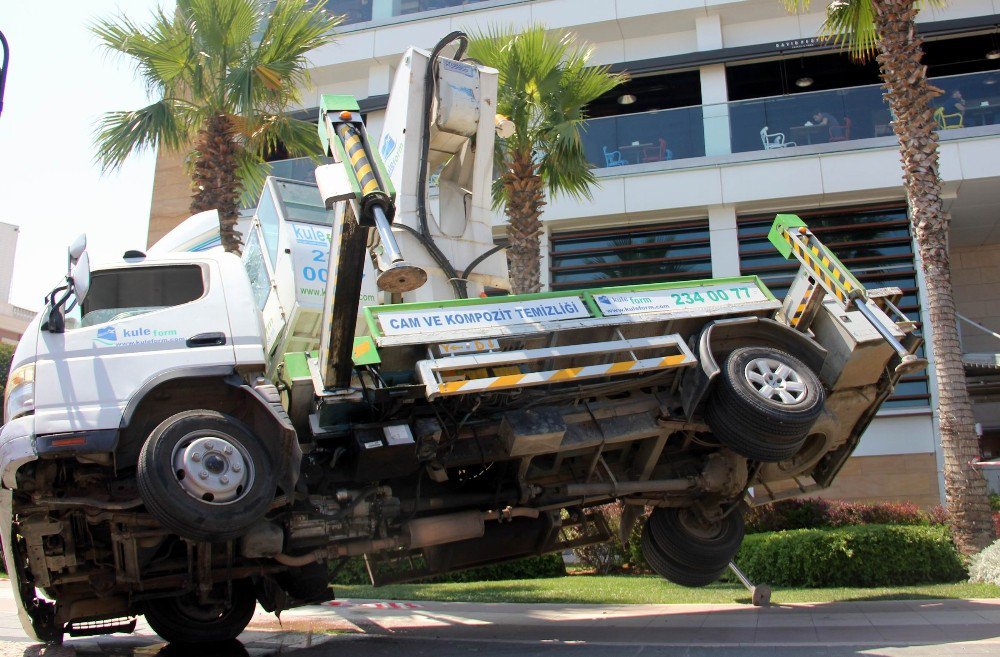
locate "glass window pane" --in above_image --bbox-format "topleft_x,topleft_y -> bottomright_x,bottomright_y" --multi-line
256,186 -> 281,267
243,230 -> 271,310
80,265 -> 204,327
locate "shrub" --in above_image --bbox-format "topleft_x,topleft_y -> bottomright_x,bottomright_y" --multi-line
990,494 -> 1000,512
970,538 -> 1000,585
745,498 -> 831,533
571,503 -> 630,574
826,500 -> 928,527
734,525 -> 965,587
746,498 -> 936,533
0,342 -> 14,393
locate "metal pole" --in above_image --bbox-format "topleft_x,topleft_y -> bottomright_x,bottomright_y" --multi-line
852,299 -> 924,374
372,205 -> 404,264
0,30 -> 9,118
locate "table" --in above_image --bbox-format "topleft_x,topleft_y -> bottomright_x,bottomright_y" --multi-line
964,103 -> 998,127
789,124 -> 830,145
618,143 -> 653,164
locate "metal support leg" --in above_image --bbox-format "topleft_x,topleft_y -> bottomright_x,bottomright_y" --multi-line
729,561 -> 771,607
852,300 -> 926,375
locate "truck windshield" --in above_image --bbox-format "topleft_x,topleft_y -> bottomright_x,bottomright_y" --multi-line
79,265 -> 205,328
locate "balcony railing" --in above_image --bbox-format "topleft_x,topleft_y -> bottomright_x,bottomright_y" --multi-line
582,69 -> 1000,170
582,106 -> 706,169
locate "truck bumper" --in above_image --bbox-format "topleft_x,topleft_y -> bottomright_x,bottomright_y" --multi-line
0,416 -> 37,489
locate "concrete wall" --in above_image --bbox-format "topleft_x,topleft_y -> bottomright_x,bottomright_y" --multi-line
0,222 -> 17,306
147,149 -> 191,248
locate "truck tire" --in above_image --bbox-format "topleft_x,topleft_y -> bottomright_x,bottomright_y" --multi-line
640,521 -> 727,587
137,410 -> 277,542
144,578 -> 256,644
705,346 -> 824,462
647,505 -> 744,569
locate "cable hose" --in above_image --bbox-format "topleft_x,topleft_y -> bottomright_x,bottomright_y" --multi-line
417,31 -> 470,298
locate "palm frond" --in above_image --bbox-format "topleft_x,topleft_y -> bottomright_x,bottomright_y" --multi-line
93,98 -> 196,172
468,24 -> 624,202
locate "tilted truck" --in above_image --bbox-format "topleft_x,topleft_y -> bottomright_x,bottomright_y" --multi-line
0,34 -> 926,644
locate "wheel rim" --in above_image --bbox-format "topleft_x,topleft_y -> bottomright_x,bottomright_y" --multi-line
171,431 -> 255,504
676,508 -> 724,541
744,357 -> 807,405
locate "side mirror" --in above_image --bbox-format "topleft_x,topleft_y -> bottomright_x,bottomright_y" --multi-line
69,234 -> 87,266
71,252 -> 91,304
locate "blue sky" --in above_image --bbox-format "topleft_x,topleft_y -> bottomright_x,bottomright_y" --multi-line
0,1 -> 174,310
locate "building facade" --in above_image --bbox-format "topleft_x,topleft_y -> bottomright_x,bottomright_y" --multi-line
148,0 -> 1000,506
0,222 -> 32,345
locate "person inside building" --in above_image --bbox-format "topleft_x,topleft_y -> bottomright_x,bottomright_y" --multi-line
943,88 -> 966,117
808,110 -> 842,140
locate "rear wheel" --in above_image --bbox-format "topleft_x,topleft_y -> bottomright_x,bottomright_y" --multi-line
137,410 -> 276,542
640,521 -> 727,588
647,505 -> 745,568
705,346 -> 824,462
144,579 -> 256,644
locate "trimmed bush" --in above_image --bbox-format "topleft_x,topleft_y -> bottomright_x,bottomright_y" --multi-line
734,525 -> 965,587
0,342 -> 14,393
970,538 -> 1000,586
330,553 -> 565,586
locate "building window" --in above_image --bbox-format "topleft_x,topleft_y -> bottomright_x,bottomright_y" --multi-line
737,205 -> 929,409
549,219 -> 711,290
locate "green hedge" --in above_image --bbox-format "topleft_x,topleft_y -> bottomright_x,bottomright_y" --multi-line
331,553 -> 565,586
734,525 -> 965,587
0,342 -> 14,393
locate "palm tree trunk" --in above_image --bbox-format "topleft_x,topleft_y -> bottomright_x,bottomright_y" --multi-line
191,113 -> 244,254
503,149 -> 546,295
873,0 -> 993,554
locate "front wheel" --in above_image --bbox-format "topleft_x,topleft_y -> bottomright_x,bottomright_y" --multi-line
705,346 -> 824,462
137,410 -> 277,542
143,579 -> 256,644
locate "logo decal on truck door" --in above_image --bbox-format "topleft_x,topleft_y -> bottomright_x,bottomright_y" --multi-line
93,325 -> 180,348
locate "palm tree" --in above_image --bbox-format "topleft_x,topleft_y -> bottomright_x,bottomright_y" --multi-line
92,0 -> 339,253
466,26 -> 625,294
785,0 -> 993,554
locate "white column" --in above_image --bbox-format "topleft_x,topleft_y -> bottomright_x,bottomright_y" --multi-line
701,64 -> 732,157
371,0 -> 395,21
695,14 -> 731,158
708,205 -> 740,277
368,63 -> 393,98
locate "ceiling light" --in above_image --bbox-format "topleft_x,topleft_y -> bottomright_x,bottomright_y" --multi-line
617,94 -> 636,105
795,76 -> 814,88
987,49 -> 1000,60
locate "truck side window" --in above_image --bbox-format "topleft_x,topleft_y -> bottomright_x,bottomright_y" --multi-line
79,265 -> 205,328
243,230 -> 271,310
256,186 -> 281,267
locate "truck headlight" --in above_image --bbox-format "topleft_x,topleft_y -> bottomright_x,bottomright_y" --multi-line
4,363 -> 35,424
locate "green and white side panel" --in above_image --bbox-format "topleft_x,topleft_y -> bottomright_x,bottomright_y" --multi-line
364,276 -> 779,347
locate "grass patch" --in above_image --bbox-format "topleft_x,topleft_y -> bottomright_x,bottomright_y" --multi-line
333,574 -> 1000,605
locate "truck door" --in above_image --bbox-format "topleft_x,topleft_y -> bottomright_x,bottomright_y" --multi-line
33,261 -> 236,434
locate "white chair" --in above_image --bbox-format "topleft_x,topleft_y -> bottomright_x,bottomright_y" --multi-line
760,126 -> 796,149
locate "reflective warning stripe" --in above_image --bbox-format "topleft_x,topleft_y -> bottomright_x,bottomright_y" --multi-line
435,354 -> 690,396
783,232 -> 860,304
336,123 -> 383,197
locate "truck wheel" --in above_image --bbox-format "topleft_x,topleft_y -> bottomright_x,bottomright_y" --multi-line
144,579 -> 256,644
647,505 -> 744,569
137,410 -> 277,542
640,521 -> 727,587
705,346 -> 824,462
